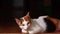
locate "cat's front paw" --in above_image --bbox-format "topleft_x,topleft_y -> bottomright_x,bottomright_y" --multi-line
28,31 -> 34,34
22,30 -> 28,33
22,31 -> 27,33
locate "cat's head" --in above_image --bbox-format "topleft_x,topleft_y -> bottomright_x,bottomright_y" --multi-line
15,12 -> 31,30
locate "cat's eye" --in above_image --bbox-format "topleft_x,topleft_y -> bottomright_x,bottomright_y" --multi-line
22,24 -> 25,26
27,22 -> 29,25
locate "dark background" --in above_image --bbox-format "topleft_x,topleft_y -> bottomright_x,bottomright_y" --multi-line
0,0 -> 60,29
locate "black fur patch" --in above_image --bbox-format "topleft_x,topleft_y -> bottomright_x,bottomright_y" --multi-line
44,18 -> 56,32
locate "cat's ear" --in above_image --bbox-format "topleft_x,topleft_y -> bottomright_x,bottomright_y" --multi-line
15,18 -> 20,24
26,12 -> 30,16
25,12 -> 30,18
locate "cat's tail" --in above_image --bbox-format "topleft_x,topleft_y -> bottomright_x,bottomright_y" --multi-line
47,17 -> 60,31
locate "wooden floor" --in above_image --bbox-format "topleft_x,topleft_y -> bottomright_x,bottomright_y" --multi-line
0,33 -> 60,34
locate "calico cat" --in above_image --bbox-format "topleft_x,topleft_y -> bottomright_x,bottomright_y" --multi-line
15,12 -> 60,34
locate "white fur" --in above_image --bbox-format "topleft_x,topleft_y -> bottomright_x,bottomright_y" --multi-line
22,29 -> 27,33
28,16 -> 48,34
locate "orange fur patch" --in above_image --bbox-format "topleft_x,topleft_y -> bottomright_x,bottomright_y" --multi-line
23,15 -> 31,24
19,19 -> 24,24
47,16 -> 59,27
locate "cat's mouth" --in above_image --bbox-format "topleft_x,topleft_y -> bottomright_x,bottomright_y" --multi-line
20,28 -> 26,31
24,29 -> 27,30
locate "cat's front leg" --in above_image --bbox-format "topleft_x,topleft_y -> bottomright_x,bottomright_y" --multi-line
28,31 -> 34,34
22,29 -> 28,33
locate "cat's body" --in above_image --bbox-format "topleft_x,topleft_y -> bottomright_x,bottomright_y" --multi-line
15,12 -> 60,34
28,16 -> 57,34
28,16 -> 48,34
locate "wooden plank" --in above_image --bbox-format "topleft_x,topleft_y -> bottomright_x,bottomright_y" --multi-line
0,33 -> 60,34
